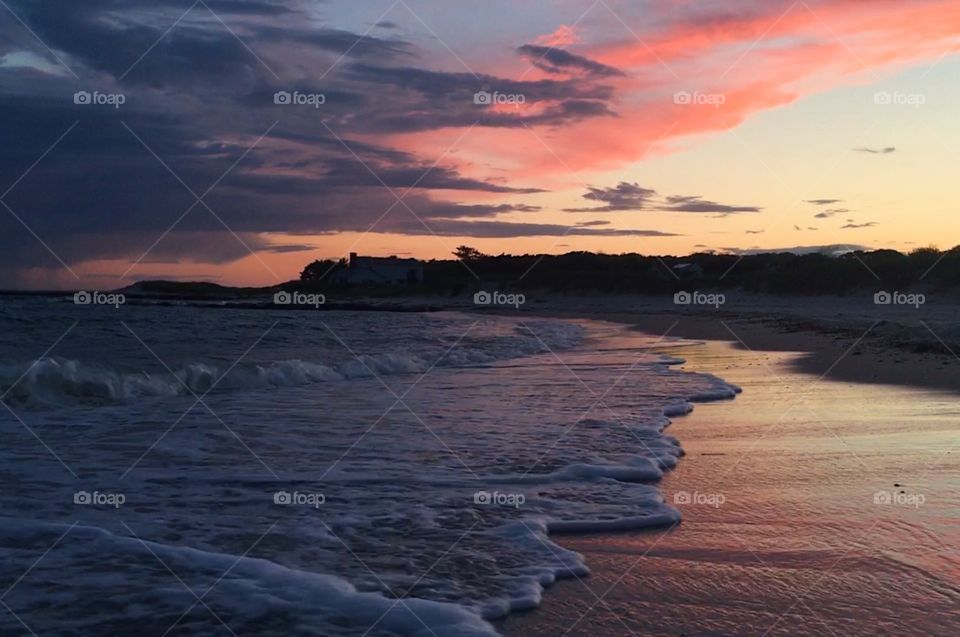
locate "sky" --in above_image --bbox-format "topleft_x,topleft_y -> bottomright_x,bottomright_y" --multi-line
1,0 -> 959,289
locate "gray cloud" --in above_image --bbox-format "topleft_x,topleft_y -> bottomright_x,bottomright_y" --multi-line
814,208 -> 850,218
262,243 -> 318,254
517,45 -> 625,77
660,195 -> 761,214
564,182 -> 657,212
565,182 -> 761,214
854,146 -> 896,154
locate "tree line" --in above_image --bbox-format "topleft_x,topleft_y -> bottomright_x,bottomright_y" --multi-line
298,246 -> 960,296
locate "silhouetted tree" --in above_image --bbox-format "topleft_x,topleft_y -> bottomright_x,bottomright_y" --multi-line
300,259 -> 343,281
453,246 -> 486,262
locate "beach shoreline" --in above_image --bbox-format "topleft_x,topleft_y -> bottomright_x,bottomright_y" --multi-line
88,285 -> 960,396
488,306 -> 960,637
495,329 -> 960,636
500,293 -> 960,395
48,281 -> 960,396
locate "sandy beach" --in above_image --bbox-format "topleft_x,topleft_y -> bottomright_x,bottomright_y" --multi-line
493,292 -> 960,392
495,314 -> 960,636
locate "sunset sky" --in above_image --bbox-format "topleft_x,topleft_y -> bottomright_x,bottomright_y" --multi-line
2,0 -> 959,288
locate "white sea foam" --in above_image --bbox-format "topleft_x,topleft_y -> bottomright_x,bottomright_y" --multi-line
0,520 -> 501,637
0,306 -> 741,636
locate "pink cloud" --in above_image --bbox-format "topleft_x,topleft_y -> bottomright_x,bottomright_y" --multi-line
393,0 -> 960,184
534,25 -> 581,48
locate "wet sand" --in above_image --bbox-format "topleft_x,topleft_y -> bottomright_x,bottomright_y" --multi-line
498,337 -> 960,636
504,295 -> 960,394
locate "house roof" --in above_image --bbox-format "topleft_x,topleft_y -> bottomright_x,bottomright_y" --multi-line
351,256 -> 422,266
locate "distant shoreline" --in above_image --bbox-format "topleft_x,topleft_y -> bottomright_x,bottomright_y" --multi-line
10,283 -> 959,394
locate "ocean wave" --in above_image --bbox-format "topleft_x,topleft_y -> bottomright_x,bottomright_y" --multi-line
0,321 -> 586,410
0,314 -> 745,636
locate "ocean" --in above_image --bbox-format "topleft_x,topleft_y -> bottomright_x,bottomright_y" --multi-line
0,298 -> 739,636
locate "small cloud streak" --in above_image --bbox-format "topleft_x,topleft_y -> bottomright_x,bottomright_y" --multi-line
853,146 -> 896,154
517,44 -> 625,77
814,208 -> 850,218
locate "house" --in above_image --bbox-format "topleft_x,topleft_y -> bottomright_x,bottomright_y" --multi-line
331,253 -> 423,285
671,263 -> 704,280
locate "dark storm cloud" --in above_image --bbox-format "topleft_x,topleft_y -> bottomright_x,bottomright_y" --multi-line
304,158 -> 546,194
2,0 -> 411,87
348,98 -> 615,134
257,27 -> 413,58
0,0 -> 629,282
2,1 -> 270,86
344,63 -> 615,102
338,63 -> 616,132
516,45 -> 625,77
